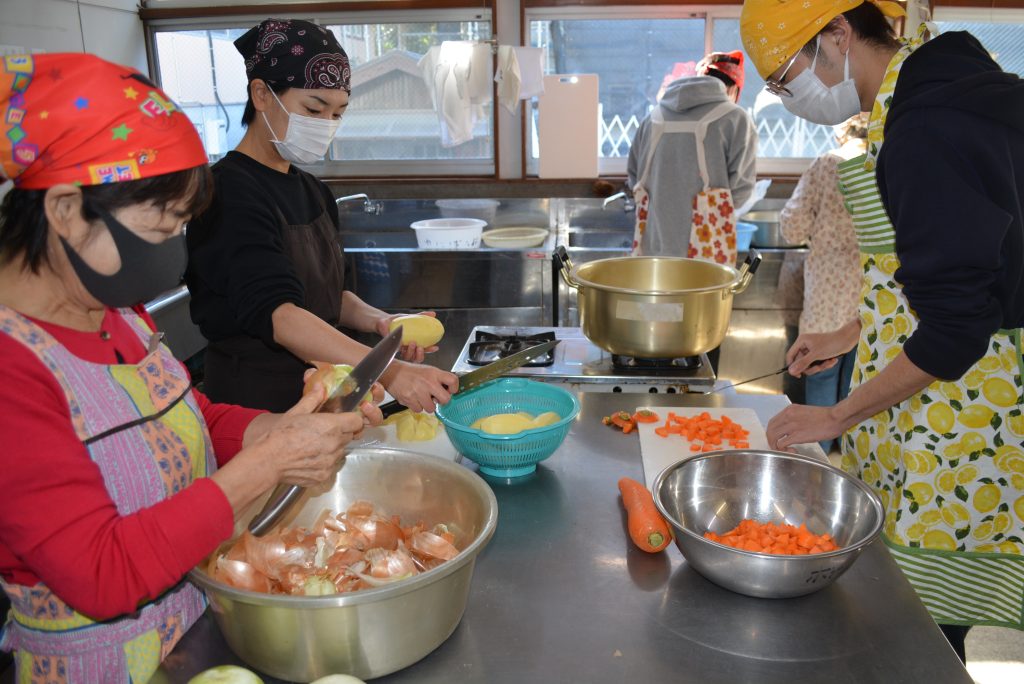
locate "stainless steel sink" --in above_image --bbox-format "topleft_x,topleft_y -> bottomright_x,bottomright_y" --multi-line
566,231 -> 633,249
340,231 -> 418,249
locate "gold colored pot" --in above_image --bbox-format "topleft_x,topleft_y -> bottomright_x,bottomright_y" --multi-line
557,249 -> 760,358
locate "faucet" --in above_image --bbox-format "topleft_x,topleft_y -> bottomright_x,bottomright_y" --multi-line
601,191 -> 635,212
335,193 -> 383,215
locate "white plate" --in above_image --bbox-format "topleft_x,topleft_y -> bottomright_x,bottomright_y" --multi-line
481,227 -> 549,248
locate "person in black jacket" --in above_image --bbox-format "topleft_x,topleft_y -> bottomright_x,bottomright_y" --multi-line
186,19 -> 457,413
742,0 -> 1024,663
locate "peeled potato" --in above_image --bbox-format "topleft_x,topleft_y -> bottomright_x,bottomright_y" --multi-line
389,314 -> 444,348
471,410 -> 562,434
388,409 -> 439,442
532,411 -> 561,428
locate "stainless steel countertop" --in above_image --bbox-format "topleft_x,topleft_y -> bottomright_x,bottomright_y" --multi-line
154,392 -> 971,684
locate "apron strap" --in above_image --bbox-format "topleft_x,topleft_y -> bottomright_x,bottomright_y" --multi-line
635,101 -> 736,192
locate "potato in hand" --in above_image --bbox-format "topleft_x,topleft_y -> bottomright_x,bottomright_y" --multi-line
389,314 -> 444,348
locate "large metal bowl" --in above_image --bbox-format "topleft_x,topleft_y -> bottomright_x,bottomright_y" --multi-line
189,448 -> 498,681
653,450 -> 883,598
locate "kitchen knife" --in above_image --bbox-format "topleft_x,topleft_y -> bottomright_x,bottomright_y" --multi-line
248,325 -> 404,536
378,338 -> 560,418
710,355 -> 840,394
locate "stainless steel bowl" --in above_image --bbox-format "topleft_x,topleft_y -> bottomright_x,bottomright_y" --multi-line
741,210 -> 806,248
189,448 -> 498,681
653,450 -> 883,598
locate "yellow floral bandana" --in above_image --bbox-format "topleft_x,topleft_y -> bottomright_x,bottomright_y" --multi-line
740,0 -> 906,80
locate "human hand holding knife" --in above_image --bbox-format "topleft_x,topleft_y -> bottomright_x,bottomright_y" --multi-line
711,354 -> 841,394
377,339 -> 560,418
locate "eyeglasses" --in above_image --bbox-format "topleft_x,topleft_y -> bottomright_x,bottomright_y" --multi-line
764,52 -> 801,97
764,36 -> 819,98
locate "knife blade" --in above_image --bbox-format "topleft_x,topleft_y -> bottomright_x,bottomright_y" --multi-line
248,326 -> 404,536
378,338 -> 560,418
710,355 -> 840,394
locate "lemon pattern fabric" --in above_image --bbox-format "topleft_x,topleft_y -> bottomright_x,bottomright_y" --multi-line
837,36 -> 1024,630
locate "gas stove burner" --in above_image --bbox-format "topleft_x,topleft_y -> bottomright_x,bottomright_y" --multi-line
466,330 -> 557,366
610,354 -> 703,372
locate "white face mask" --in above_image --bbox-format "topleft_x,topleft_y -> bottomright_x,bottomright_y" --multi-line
782,36 -> 862,126
262,89 -> 340,165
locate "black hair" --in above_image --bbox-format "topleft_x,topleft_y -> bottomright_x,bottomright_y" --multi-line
705,69 -> 738,90
241,79 -> 291,127
802,1 -> 901,59
0,164 -> 213,273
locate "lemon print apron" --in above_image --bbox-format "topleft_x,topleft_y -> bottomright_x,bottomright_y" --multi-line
837,36 -> 1024,630
0,306 -> 215,682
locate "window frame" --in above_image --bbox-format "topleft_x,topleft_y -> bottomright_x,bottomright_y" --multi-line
145,6 -> 498,178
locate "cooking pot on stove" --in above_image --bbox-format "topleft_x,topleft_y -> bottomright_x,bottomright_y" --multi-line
554,247 -> 761,359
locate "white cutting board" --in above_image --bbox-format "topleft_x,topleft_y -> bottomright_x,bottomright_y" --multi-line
351,421 -> 459,462
537,74 -> 599,178
636,406 -> 770,490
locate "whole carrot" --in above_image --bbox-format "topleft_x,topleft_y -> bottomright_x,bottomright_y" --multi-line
618,477 -> 673,553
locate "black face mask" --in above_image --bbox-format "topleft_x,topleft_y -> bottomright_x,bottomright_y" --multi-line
60,209 -> 187,308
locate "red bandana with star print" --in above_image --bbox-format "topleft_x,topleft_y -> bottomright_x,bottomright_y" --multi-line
0,53 -> 207,189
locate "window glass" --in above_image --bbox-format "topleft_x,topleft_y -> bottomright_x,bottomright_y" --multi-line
713,18 -> 835,159
152,18 -> 493,171
933,20 -> 1024,76
528,18 -> 705,164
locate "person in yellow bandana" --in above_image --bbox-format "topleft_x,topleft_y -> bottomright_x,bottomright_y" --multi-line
742,0 -> 1024,664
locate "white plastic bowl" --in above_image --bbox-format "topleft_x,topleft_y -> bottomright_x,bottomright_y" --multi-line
481,227 -> 549,249
410,218 -> 485,249
436,199 -> 499,225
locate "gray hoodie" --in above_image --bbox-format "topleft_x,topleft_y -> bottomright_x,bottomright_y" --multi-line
627,77 -> 757,257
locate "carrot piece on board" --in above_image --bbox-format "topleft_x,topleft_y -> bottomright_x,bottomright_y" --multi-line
632,409 -> 661,424
618,477 -> 673,553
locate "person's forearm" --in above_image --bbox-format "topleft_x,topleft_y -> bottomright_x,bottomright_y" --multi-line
338,290 -> 388,334
272,302 -> 372,366
209,446 -> 279,521
829,352 -> 935,430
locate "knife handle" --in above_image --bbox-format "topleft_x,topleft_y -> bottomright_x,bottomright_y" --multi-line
379,399 -> 405,418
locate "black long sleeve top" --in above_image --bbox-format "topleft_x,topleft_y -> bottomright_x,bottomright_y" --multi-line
877,31 -> 1024,380
185,151 -> 340,347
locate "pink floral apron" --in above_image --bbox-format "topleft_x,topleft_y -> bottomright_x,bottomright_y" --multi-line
631,102 -> 738,264
0,306 -> 215,683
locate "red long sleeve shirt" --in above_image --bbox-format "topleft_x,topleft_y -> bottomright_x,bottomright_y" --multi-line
0,307 -> 263,620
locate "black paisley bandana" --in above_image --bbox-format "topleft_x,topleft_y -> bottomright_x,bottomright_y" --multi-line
234,18 -> 351,92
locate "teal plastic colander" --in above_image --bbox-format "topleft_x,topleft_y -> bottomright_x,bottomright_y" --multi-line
435,377 -> 580,478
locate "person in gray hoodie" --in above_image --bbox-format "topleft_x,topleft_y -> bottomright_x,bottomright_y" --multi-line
627,52 -> 758,258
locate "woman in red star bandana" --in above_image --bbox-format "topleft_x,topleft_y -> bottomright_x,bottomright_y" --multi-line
0,53 -> 379,682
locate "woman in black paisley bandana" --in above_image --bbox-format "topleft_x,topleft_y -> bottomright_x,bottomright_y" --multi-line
185,18 -> 458,415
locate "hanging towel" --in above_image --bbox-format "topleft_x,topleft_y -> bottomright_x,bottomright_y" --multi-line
515,47 -> 545,99
495,45 -> 523,115
418,41 -> 479,147
495,46 -> 546,115
467,42 -> 493,106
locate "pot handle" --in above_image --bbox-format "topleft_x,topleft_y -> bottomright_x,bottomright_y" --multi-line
728,249 -> 762,297
553,246 -> 580,290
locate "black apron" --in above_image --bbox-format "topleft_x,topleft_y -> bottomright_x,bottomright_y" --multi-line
203,170 -> 345,413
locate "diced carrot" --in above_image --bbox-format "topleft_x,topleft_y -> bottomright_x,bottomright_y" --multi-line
690,443 -> 702,452
703,518 -> 840,556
